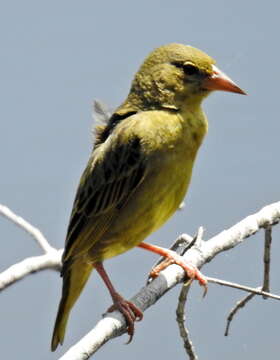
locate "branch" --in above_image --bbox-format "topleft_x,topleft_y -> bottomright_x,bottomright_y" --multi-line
0,205 -> 55,253
206,277 -> 280,301
225,292 -> 255,336
263,226 -> 272,296
60,201 -> 280,360
176,283 -> 198,360
174,227 -> 204,360
0,204 -> 62,290
224,225 -> 274,335
0,251 -> 62,291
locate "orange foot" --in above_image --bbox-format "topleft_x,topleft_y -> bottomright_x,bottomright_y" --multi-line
138,242 -> 207,295
107,293 -> 143,343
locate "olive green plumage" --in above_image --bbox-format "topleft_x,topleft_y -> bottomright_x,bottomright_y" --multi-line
51,44 -> 218,351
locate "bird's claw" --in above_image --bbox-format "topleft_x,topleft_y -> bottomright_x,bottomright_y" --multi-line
107,294 -> 143,343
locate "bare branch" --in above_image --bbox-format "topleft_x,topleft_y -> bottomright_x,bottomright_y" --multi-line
176,283 -> 198,360
201,201 -> 280,261
59,201 -> 280,360
224,292 -> 256,336
0,204 -> 62,291
206,277 -> 280,301
263,226 -> 272,296
0,204 -> 55,253
174,227 -> 204,360
193,226 -> 204,247
0,250 -> 62,291
223,224 -> 274,334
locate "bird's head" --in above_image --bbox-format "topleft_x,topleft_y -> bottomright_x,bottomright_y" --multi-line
125,43 -> 245,111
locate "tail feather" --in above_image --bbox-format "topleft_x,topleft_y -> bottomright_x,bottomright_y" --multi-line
51,261 -> 93,351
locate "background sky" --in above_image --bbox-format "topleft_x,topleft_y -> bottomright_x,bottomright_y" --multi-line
0,1 -> 280,359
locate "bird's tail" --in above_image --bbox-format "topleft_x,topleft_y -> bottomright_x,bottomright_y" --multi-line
51,261 -> 93,351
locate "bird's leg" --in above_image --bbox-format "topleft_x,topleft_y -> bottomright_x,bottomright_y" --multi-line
138,242 -> 207,293
95,262 -> 143,343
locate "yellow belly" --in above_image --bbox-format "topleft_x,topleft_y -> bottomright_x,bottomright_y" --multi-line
89,151 -> 194,261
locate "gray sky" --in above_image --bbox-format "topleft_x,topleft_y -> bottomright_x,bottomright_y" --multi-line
1,1 -> 279,359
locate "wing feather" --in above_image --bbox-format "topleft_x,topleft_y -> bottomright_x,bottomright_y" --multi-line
62,134 -> 146,268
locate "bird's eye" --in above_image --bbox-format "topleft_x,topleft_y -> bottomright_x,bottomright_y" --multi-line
183,63 -> 199,76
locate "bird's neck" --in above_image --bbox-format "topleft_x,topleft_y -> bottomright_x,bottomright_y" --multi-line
113,90 -> 208,147
179,101 -> 208,148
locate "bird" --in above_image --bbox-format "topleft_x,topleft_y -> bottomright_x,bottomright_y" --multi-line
51,43 -> 245,351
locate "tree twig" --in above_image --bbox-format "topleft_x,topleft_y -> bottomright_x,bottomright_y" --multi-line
224,292 -> 256,336
223,224 -> 274,335
174,227 -> 204,360
192,226 -> 204,248
0,251 -> 62,291
0,204 -> 62,291
0,205 -> 55,253
263,226 -> 272,296
206,277 -> 280,300
176,282 -> 198,360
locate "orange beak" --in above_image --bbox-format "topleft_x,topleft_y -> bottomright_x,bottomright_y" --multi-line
203,65 -> 246,95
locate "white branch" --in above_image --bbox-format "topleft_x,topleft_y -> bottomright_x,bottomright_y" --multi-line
206,276 -> 280,300
0,250 -> 62,291
60,201 -> 280,360
0,205 -> 55,253
0,204 -> 62,291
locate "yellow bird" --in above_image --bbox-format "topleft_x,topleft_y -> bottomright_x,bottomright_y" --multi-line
51,43 -> 245,351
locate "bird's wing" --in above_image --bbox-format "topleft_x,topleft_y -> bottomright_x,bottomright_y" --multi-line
62,131 -> 146,268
